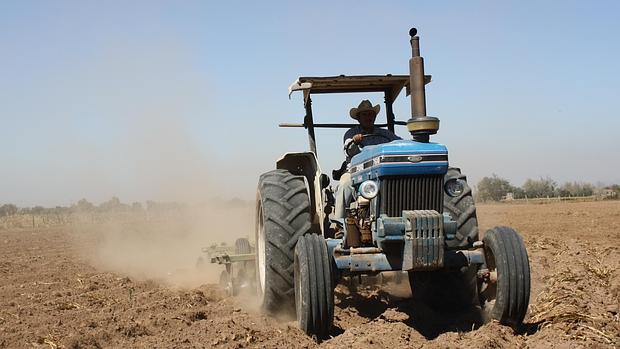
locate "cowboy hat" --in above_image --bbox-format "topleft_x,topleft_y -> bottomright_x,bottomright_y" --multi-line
350,100 -> 380,119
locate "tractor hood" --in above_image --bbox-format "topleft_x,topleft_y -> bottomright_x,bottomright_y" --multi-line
349,140 -> 448,185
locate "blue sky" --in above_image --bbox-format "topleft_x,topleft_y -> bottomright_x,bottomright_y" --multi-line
1,1 -> 619,206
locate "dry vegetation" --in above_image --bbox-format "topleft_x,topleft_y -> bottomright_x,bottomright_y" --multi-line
0,200 -> 618,348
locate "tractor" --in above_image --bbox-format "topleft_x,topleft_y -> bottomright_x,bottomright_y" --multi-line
251,28 -> 530,338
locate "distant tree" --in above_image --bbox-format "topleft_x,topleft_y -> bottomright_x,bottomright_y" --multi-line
75,198 -> 95,212
558,181 -> 594,197
523,177 -> 557,198
98,196 -> 125,211
31,206 -> 46,215
0,204 -> 18,217
51,206 -> 69,215
512,186 -> 526,199
476,174 -> 517,201
131,202 -> 143,210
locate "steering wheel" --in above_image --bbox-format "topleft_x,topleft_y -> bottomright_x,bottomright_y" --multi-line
361,133 -> 392,142
353,133 -> 393,149
345,133 -> 393,153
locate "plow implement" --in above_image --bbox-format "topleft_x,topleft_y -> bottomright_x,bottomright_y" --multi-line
206,238 -> 256,296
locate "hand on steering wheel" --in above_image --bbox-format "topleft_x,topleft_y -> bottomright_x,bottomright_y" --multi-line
352,134 -> 364,143
352,133 -> 392,146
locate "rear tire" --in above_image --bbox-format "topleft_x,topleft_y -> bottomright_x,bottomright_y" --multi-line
480,226 -> 530,328
443,167 -> 479,249
255,169 -> 313,315
294,234 -> 334,338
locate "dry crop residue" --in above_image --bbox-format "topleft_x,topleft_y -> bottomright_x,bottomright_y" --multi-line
0,201 -> 618,348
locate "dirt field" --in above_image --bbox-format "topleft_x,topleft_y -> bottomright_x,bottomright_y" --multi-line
1,201 -> 618,348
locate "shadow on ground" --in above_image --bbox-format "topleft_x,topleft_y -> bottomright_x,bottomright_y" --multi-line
332,283 -> 540,339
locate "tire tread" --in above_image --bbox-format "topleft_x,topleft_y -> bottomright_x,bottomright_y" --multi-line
482,226 -> 530,327
256,169 -> 314,314
443,167 -> 479,248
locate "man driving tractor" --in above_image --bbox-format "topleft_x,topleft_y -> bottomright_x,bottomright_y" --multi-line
343,99 -> 401,161
335,100 -> 401,218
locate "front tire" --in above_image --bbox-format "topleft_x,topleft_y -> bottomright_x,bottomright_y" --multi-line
255,169 -> 313,315
480,226 -> 531,328
294,234 -> 334,338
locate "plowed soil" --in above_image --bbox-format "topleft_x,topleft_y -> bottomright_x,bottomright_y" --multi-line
1,201 -> 619,348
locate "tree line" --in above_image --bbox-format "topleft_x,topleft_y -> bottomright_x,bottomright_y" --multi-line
0,197 -> 187,217
475,175 -> 620,202
0,196 -> 251,218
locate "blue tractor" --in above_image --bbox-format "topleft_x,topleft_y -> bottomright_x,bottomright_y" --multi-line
254,28 -> 530,338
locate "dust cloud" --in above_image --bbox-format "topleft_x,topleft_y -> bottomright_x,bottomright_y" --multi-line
72,110 -> 257,287
60,42 -> 257,289
75,202 -> 254,288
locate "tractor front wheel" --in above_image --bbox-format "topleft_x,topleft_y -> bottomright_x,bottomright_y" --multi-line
294,234 -> 334,338
479,226 -> 531,328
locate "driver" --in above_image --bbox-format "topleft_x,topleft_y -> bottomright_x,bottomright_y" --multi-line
343,100 -> 401,162
335,100 -> 401,218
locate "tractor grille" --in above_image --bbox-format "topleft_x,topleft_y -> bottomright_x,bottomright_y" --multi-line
379,175 -> 443,216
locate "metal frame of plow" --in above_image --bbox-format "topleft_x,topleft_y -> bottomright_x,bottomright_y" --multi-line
211,253 -> 256,296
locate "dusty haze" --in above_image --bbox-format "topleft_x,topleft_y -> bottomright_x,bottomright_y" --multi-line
71,202 -> 254,288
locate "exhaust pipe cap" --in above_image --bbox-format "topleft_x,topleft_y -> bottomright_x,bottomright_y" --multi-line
407,116 -> 439,134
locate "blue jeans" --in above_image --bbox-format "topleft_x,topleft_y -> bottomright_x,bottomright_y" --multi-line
334,173 -> 353,219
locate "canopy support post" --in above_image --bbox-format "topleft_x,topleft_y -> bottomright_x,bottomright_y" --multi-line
304,97 -> 317,155
384,90 -> 395,133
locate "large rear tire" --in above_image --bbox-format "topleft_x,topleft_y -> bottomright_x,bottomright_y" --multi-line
443,167 -> 479,249
255,169 -> 313,315
294,234 -> 334,338
480,226 -> 530,328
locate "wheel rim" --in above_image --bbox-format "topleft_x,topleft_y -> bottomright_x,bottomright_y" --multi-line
256,203 -> 266,295
480,244 -> 498,310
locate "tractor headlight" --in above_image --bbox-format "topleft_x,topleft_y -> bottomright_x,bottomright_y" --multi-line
359,180 -> 379,199
445,178 -> 465,197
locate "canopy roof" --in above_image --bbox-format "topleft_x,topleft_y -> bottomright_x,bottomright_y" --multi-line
288,74 -> 432,102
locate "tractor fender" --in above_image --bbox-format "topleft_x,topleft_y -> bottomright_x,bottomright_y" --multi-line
276,152 -> 325,234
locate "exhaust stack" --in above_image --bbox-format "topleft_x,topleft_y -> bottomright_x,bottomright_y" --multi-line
407,28 -> 439,143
